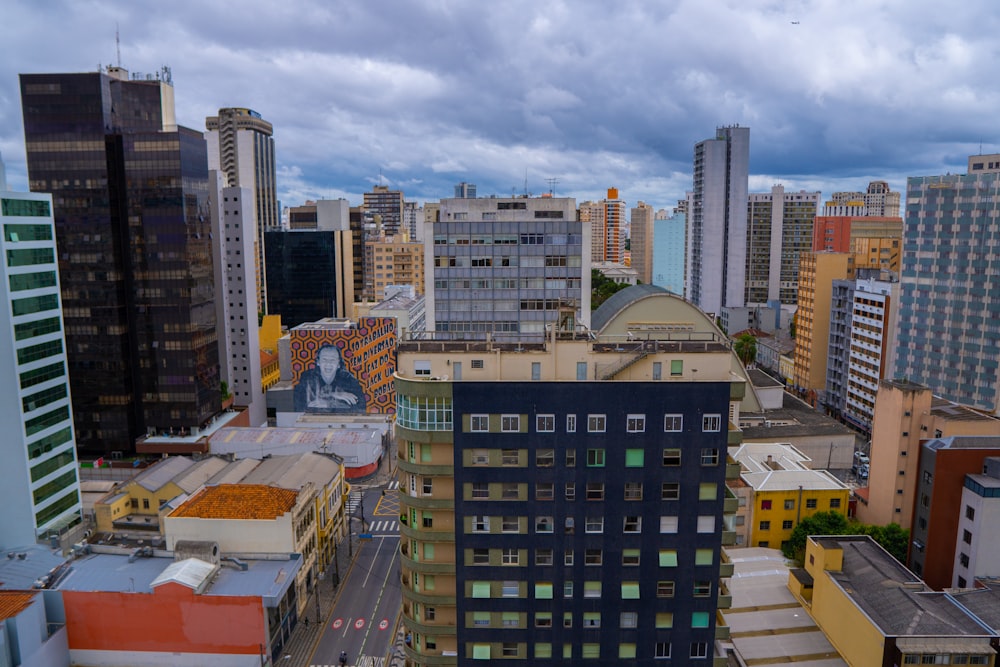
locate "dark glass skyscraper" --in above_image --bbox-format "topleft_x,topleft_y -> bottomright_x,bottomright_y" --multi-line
265,229 -> 342,328
20,67 -> 220,455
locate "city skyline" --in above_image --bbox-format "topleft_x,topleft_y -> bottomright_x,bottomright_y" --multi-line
2,0 -> 1000,212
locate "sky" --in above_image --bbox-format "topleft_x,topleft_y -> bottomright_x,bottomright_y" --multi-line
2,0 -> 999,213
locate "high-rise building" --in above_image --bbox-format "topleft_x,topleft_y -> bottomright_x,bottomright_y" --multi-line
652,206 -> 686,296
20,67 -> 220,454
953,456 -> 1000,586
265,202 -> 355,327
0,190 -> 83,546
365,185 -> 405,237
602,188 -> 627,264
579,200 -> 605,263
397,286 -> 747,667
454,182 -> 477,198
689,125 -> 750,316
205,108 -> 278,315
744,186 -> 820,305
364,236 -> 425,302
426,196 -> 590,338
0,152 -> 7,191
893,165 -> 1000,414
630,201 -> 654,284
828,180 -> 901,217
792,252 -> 849,401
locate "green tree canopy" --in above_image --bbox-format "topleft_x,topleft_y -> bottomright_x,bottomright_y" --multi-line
733,333 -> 758,366
781,511 -> 910,564
591,269 -> 629,309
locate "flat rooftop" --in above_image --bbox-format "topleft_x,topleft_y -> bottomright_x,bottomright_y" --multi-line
741,392 -> 855,440
931,396 -> 999,423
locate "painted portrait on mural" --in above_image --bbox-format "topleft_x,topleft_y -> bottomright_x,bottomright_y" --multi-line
293,344 -> 367,413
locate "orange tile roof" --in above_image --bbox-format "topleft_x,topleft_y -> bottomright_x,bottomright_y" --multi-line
0,591 -> 36,620
169,484 -> 299,520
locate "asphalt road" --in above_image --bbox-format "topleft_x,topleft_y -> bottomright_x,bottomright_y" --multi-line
309,487 -> 401,667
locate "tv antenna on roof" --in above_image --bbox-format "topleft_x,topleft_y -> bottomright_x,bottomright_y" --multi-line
546,177 -> 559,196
116,22 -> 121,67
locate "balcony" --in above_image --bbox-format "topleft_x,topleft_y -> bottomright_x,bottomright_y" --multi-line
721,531 -> 737,546
726,461 -> 742,481
723,487 -> 739,514
719,561 -> 735,578
717,592 -> 732,609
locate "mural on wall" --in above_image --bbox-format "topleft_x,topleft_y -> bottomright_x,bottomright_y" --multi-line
290,318 -> 397,414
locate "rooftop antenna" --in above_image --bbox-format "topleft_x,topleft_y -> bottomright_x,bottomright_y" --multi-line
116,22 -> 121,67
546,177 -> 559,196
524,169 -> 529,197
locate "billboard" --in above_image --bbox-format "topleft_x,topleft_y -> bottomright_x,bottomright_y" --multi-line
289,318 -> 396,414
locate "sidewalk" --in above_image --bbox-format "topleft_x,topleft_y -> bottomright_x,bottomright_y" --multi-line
280,448 -> 400,667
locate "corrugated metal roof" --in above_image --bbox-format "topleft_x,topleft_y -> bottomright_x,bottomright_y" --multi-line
151,558 -> 216,591
133,456 -> 195,492
239,453 -> 341,490
172,457 -> 233,494
591,284 -> 672,333
169,484 -> 299,520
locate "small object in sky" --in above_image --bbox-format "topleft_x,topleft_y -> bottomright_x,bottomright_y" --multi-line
791,20 -> 800,24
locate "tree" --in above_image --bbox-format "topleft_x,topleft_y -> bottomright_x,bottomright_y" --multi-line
782,511 -> 849,560
860,523 -> 909,563
734,333 -> 758,366
591,269 -> 629,309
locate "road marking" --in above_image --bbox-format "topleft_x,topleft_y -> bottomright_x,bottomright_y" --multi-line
387,480 -> 399,490
354,618 -> 365,629
379,618 -> 389,630
333,618 -> 343,629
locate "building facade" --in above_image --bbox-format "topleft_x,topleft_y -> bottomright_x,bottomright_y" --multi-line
792,252 -> 849,398
265,228 -> 353,327
630,201 -> 654,284
425,196 -> 590,339
365,185 -> 405,237
954,456 -> 1000,587
363,236 -> 425,302
745,186 -> 820,306
0,191 -> 83,546
205,107 -> 278,314
652,208 -> 686,296
688,125 -> 750,316
397,287 -> 750,667
602,188 -> 627,264
827,180 -> 901,217
19,68 -> 220,454
893,167 -> 1000,414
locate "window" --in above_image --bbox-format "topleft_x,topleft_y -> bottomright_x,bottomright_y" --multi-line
671,360 -> 683,376
662,448 -> 681,466
472,515 -> 489,532
759,521 -> 771,531
531,362 -> 541,381
692,611 -> 709,628
470,414 -> 489,432
627,414 -> 646,432
620,611 -> 638,628
625,449 -> 644,467
806,498 -> 818,509
660,516 -> 679,533
536,414 -> 555,432
695,548 -> 714,565
502,643 -> 518,657
536,483 -> 554,500
535,548 -> 553,565
662,482 -> 680,500
563,613 -> 573,628
623,516 -> 642,533
502,516 -> 518,532
761,499 -> 773,510
565,483 -> 576,501
586,449 -> 605,467
652,362 -> 662,380
564,581 -> 574,598
694,580 -> 712,597
624,482 -> 643,500
576,362 -> 587,380
830,498 -> 841,509
471,482 -> 489,499
565,517 -> 575,533
502,450 -> 519,466
619,644 -> 636,659
585,549 -> 603,565
502,482 -> 519,499
784,499 -> 795,510
702,414 -> 721,431
471,449 -> 489,465
621,582 -> 640,599
586,482 -> 605,500
655,642 -> 672,659
425,607 -> 435,621
657,581 -> 675,597
535,516 -> 554,533
564,550 -> 574,565
423,513 -> 433,528
697,516 -> 715,533
472,549 -> 489,565
699,483 -> 717,500
960,553 -> 970,567
583,581 -> 601,598
700,448 -> 719,465
622,549 -> 640,565
566,414 -> 577,432
565,449 -> 576,467
535,612 -> 552,628
414,360 -> 431,376
422,478 -> 433,495
502,581 -> 519,597
691,642 -> 709,659
782,520 -> 794,530
966,505 -> 976,520
656,612 -> 674,628
472,581 -> 490,598
501,414 -> 520,432
587,414 -> 606,432
963,529 -> 973,545
659,550 -> 678,567
502,548 -> 519,565
585,517 -> 604,533
664,414 -> 683,431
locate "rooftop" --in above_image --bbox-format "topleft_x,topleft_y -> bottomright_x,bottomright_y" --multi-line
748,368 -> 783,387
0,545 -> 69,590
951,579 -> 1000,631
741,392 -> 855,440
0,591 -> 37,620
169,484 -> 299,520
930,397 -> 999,423
927,436 -> 1000,452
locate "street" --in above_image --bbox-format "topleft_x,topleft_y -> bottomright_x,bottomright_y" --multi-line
308,484 -> 401,667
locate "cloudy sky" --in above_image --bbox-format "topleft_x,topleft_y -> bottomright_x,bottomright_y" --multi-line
2,0 -> 998,212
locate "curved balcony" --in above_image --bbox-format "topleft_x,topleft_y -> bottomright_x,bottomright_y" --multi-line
402,642 -> 458,667
399,493 -> 456,511
400,521 -> 456,544
400,551 -> 457,575
397,458 -> 454,477
400,587 -> 457,607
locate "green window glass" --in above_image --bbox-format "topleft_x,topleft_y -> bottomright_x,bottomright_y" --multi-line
472,644 -> 490,660
699,482 -> 718,500
695,549 -> 714,566
692,611 -> 710,628
659,550 -> 678,567
25,406 -> 68,437
19,361 -> 64,389
12,293 -> 58,316
583,581 -> 602,598
423,543 -> 434,560
563,644 -> 572,659
535,582 -> 553,599
472,611 -> 490,626
472,581 -> 490,598
586,448 -> 605,467
22,384 -> 67,413
1,199 -> 51,217
4,222 -> 53,240
502,612 -> 519,627
656,612 -> 673,628
9,271 -> 56,292
421,444 -> 432,462
534,643 -> 552,659
14,317 -> 61,341
625,449 -> 644,467
6,248 -> 54,267
34,487 -> 79,527
16,339 -> 62,365
621,582 -> 640,599
670,360 -> 683,375
27,426 -> 72,459
619,644 -> 637,659
33,470 -> 77,504
582,644 -> 600,659
30,450 -> 76,482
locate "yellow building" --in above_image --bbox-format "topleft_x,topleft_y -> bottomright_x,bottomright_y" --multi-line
731,443 -> 849,549
793,252 -> 849,398
363,235 -> 425,302
789,536 -> 996,667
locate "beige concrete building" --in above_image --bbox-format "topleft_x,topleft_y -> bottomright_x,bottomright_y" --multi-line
793,252 -> 850,400
857,380 -> 1000,527
365,235 -> 425,301
579,199 -> 605,263
630,201 -> 654,284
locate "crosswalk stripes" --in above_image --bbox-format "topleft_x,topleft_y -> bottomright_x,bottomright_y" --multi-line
366,520 -> 399,534
345,491 -> 362,516
386,480 -> 400,490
